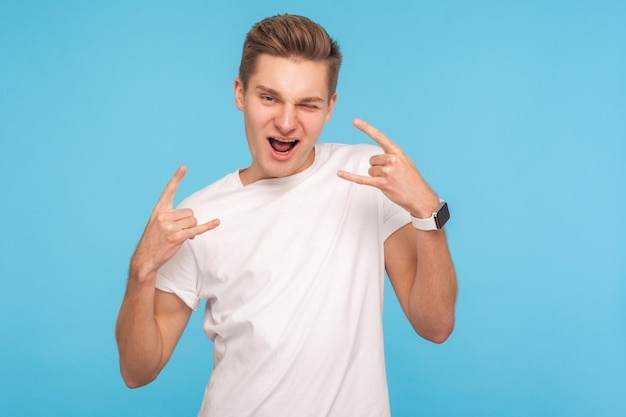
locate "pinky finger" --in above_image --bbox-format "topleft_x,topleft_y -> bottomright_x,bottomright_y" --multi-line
337,170 -> 379,187
192,218 -> 221,238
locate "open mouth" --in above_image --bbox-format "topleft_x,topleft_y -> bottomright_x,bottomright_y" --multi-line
268,137 -> 299,154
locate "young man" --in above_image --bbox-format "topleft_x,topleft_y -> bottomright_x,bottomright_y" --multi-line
116,14 -> 457,417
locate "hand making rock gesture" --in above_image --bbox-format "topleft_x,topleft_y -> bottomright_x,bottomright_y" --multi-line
337,119 -> 440,219
130,166 -> 220,279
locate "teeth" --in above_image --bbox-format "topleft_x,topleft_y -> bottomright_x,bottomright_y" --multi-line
269,137 -> 298,154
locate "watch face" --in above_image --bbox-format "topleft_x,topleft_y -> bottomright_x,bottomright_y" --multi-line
435,201 -> 450,229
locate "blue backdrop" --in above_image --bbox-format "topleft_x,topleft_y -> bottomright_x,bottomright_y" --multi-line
1,1 -> 624,416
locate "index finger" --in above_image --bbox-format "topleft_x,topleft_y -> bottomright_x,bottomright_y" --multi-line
157,165 -> 187,209
353,118 -> 401,154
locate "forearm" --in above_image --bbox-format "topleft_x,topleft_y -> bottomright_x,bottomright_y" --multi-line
115,269 -> 164,388
408,229 -> 457,343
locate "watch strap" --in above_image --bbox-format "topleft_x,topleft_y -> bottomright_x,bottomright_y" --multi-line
410,200 -> 449,231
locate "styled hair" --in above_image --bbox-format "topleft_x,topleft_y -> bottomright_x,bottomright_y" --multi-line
238,14 -> 342,99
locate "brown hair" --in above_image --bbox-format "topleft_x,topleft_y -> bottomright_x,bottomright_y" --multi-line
238,14 -> 342,99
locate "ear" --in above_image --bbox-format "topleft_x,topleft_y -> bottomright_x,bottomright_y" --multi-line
325,92 -> 338,122
234,77 -> 244,111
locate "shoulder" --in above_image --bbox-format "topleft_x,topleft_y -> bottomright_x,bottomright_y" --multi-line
176,170 -> 239,210
319,142 -> 381,157
318,142 -> 382,164
317,143 -> 382,175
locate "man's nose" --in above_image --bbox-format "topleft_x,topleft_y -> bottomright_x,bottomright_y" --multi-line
274,104 -> 297,135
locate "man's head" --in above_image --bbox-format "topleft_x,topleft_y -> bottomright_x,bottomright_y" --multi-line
238,14 -> 342,99
234,15 -> 341,185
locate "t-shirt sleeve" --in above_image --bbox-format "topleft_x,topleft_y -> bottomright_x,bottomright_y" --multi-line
155,240 -> 201,311
381,195 -> 411,241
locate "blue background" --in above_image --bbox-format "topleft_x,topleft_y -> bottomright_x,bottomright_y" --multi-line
1,1 -> 624,416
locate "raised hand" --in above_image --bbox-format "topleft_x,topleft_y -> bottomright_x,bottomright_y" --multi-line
131,165 -> 220,279
337,119 -> 440,219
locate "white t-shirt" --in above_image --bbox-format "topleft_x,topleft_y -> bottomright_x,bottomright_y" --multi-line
157,143 -> 410,417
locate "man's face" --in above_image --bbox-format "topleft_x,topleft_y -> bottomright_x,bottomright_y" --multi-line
234,54 -> 337,185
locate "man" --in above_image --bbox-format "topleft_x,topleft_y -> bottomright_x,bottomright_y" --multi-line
116,14 -> 457,417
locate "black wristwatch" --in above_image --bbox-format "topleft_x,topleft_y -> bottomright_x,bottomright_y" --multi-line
410,200 -> 450,230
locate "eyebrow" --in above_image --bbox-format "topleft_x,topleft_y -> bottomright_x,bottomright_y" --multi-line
256,85 -> 325,104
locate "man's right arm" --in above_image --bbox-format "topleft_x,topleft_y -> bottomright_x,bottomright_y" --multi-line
115,166 -> 219,388
115,272 -> 191,387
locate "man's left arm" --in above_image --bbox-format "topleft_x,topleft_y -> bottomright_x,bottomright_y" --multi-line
384,224 -> 456,343
337,118 -> 457,343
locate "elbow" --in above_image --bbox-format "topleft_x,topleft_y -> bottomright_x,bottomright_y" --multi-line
412,316 -> 455,344
120,366 -> 158,389
424,322 -> 454,344
116,341 -> 162,389
123,378 -> 148,390
121,374 -> 155,390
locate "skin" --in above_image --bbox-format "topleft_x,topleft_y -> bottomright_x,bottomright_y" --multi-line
115,53 -> 457,388
338,119 -> 457,342
234,55 -> 337,185
115,166 -> 219,388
